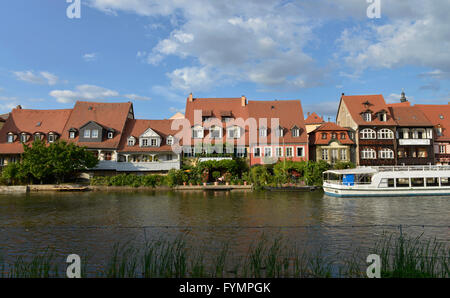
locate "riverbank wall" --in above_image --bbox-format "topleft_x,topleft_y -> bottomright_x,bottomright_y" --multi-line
0,186 -> 29,193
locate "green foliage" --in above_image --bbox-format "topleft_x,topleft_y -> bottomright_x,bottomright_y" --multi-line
1,140 -> 98,185
90,174 -> 168,187
333,161 -> 356,170
303,160 -> 331,186
212,171 -> 221,181
249,166 -> 271,187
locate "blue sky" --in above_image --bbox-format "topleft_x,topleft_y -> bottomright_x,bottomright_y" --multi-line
0,0 -> 448,120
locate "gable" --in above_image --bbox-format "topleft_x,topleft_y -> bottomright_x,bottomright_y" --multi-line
140,127 -> 161,138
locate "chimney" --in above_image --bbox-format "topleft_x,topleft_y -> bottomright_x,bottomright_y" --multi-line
307,112 -> 310,116
341,93 -> 345,96
188,93 -> 193,102
241,95 -> 247,107
16,105 -> 22,109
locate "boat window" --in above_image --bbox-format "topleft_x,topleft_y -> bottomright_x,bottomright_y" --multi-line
396,178 -> 409,188
380,178 -> 395,188
441,177 -> 450,186
411,178 -> 425,187
426,178 -> 439,187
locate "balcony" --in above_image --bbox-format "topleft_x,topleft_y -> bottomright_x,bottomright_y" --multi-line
94,160 -> 181,172
399,139 -> 430,146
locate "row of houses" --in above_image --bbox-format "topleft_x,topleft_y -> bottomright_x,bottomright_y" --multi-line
0,91 -> 449,176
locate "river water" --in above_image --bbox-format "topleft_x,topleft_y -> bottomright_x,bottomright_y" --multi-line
0,190 -> 449,276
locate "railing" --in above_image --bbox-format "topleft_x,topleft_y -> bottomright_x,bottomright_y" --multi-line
324,180 -> 372,185
375,165 -> 450,172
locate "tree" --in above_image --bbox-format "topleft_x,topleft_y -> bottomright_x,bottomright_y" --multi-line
20,139 -> 52,184
47,141 -> 98,183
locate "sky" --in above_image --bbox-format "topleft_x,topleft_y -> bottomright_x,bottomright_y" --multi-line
0,0 -> 448,120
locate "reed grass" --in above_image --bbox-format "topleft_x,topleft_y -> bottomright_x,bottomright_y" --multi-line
0,232 -> 448,278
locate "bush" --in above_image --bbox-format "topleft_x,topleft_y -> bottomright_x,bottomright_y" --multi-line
333,161 -> 356,170
212,171 -> 221,181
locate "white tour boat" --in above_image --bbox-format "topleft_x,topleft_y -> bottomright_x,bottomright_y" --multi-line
323,165 -> 450,197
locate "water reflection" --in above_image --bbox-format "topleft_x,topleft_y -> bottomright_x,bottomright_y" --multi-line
0,190 -> 448,275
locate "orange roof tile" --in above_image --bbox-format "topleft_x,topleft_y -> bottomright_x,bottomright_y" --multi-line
341,94 -> 396,126
61,101 -> 132,149
389,106 -> 433,127
305,112 -> 324,125
415,104 -> 450,141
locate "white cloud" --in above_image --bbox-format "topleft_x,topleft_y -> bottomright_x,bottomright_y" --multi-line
303,101 -> 339,121
83,53 -> 98,62
152,85 -> 184,102
0,96 -> 18,101
13,70 -> 60,85
124,94 -> 151,101
49,84 -> 151,104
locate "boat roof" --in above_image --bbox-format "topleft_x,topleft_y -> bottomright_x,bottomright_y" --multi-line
324,167 -> 378,175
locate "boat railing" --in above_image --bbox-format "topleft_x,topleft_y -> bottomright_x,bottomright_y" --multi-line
324,180 -> 372,185
374,165 -> 450,172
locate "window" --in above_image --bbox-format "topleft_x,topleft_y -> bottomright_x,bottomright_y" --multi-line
236,147 -> 246,158
426,178 -> 439,187
340,149 -> 347,160
192,126 -> 204,139
92,129 -> 99,138
439,145 -> 446,154
7,134 -> 14,143
379,148 -> 394,159
275,147 -> 283,157
183,147 -> 194,157
0,157 -> 4,166
141,139 -> 149,147
378,129 -> 394,139
254,147 -> 261,157
167,154 -> 173,161
107,132 -> 114,139
209,126 -> 222,139
360,128 -> 376,139
411,178 -> 425,187
48,134 -> 55,143
275,127 -> 284,137
436,127 -> 443,136
104,152 -> 112,161
34,134 -> 41,142
361,148 -> 376,159
378,112 -> 387,122
396,178 -> 409,188
167,137 -> 174,145
398,149 -> 407,158
363,112 -> 372,122
20,134 -> 27,143
84,129 -> 91,138
69,131 -> 75,139
264,147 -> 272,157
418,148 -> 428,158
259,128 -> 267,137
440,177 -> 450,187
297,147 -> 304,157
286,147 -> 293,157
128,137 -> 135,146
151,138 -> 158,147
292,128 -> 300,137
331,133 -> 337,139
322,149 -> 328,160
321,133 -> 327,139
340,133 -> 346,139
227,126 -> 241,139
222,117 -> 233,123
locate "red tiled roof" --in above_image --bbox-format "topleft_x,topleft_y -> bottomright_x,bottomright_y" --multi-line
305,112 -> 324,125
389,106 -> 433,127
119,119 -> 181,152
248,100 -> 307,144
313,122 -> 350,131
62,101 -> 133,149
386,102 -> 411,107
0,107 -> 72,154
415,104 -> 450,141
341,94 -> 396,126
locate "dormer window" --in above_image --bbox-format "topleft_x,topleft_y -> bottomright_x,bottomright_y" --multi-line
166,136 -> 174,145
436,126 -> 443,136
227,126 -> 241,139
127,137 -> 136,146
378,112 -> 387,122
209,126 -> 222,139
48,133 -> 56,143
331,133 -> 337,139
275,127 -> 284,137
92,129 -> 99,138
363,112 -> 372,122
107,132 -> 114,139
34,133 -> 41,142
69,131 -> 75,139
291,127 -> 300,137
84,129 -> 91,138
7,133 -> 14,143
20,133 -> 28,143
321,133 -> 327,139
259,127 -> 267,137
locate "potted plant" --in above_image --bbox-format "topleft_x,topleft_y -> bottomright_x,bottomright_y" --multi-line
212,171 -> 221,186
201,170 -> 209,186
223,172 -> 232,186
